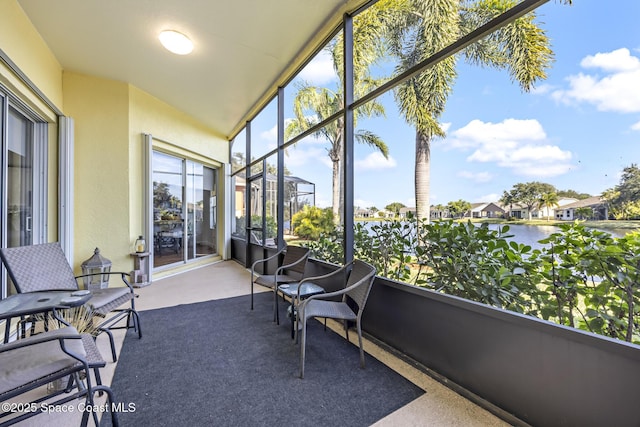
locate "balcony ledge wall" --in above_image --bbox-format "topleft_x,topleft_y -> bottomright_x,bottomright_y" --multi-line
363,276 -> 640,427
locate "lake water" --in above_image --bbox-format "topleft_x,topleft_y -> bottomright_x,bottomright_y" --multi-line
486,223 -> 628,250
361,221 -> 629,251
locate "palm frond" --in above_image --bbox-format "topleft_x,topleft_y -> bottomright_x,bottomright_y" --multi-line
355,130 -> 390,158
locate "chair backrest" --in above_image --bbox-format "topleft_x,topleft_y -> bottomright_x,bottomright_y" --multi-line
0,242 -> 78,293
281,245 -> 310,275
344,259 -> 376,312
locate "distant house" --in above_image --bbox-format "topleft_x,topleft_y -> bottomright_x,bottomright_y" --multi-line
555,196 -> 608,220
469,202 -> 505,218
399,207 -> 416,219
537,198 -> 578,219
354,208 -> 374,218
430,206 -> 449,220
501,198 -> 578,220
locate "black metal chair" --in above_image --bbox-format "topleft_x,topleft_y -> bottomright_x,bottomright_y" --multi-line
250,245 -> 309,324
0,242 -> 142,362
295,259 -> 376,378
0,326 -> 119,426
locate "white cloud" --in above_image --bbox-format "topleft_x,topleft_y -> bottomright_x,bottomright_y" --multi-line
446,118 -> 546,150
445,118 -> 572,178
355,152 -> 397,171
259,124 -> 278,151
632,120 -> 640,131
531,83 -> 555,95
580,48 -> 640,72
457,170 -> 493,183
284,145 -> 331,169
478,193 -> 499,203
552,48 -> 640,113
355,199 -> 375,209
297,50 -> 336,85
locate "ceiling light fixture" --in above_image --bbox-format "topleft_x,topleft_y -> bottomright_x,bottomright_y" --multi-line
159,30 -> 193,55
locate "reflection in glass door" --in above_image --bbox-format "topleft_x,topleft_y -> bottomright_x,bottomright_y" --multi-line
7,107 -> 33,249
153,152 -> 184,268
2,101 -> 43,298
186,161 -> 217,261
152,150 -> 218,268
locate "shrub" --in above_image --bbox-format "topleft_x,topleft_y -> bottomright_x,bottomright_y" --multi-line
291,206 -> 335,240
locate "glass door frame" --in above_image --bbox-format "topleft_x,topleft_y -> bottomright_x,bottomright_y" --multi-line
0,91 -> 48,298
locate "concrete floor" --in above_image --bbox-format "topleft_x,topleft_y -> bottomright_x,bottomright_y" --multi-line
14,260 -> 509,426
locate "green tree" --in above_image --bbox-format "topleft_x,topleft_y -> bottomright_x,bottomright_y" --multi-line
509,182 -> 556,220
603,164 -> 640,219
575,207 -> 593,220
499,190 -> 517,218
447,199 -> 471,219
385,202 -> 406,216
557,189 -> 591,200
285,10 -> 391,224
538,191 -> 559,221
380,0 -> 566,221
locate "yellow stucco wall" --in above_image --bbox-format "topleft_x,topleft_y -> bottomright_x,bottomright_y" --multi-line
62,72 -> 132,273
0,0 -> 63,115
0,1 -> 62,244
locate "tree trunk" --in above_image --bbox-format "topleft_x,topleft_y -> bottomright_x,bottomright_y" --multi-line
330,136 -> 342,224
415,130 -> 431,222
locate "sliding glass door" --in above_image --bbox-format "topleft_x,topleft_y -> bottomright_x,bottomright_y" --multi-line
152,151 -> 218,268
1,93 -> 47,298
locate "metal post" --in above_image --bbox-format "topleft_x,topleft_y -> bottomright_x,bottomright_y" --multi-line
277,87 -> 285,250
343,13 -> 354,264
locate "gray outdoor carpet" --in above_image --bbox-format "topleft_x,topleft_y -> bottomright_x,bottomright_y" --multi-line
101,292 -> 424,427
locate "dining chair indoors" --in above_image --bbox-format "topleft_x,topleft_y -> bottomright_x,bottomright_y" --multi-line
0,242 -> 142,362
250,244 -> 309,324
295,259 -> 376,378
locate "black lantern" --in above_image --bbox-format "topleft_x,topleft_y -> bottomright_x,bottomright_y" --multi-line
81,247 -> 112,290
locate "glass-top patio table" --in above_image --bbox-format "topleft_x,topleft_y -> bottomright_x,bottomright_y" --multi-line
0,290 -> 92,343
277,282 -> 325,339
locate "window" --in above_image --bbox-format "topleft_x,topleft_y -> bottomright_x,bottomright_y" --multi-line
152,151 -> 218,268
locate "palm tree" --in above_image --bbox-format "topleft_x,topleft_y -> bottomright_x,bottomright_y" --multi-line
285,11 -> 391,224
538,191 -> 560,221
500,190 -> 517,218
380,0 -> 564,221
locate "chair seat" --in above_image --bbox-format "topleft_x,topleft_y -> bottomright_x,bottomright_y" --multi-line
0,327 -> 85,395
89,287 -> 133,315
303,300 -> 357,322
254,273 -> 300,289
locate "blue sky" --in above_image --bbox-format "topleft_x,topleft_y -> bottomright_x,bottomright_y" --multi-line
246,0 -> 640,211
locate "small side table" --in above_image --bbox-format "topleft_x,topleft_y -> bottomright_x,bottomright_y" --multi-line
277,282 -> 325,339
129,252 -> 151,287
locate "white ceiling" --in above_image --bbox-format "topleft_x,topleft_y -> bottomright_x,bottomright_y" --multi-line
18,0 -> 362,139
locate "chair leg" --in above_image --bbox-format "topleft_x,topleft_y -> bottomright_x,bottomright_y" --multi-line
250,273 -> 255,310
299,314 -> 307,379
99,327 -> 118,362
274,288 -> 280,325
129,309 -> 142,339
92,385 -> 120,427
357,321 -> 365,368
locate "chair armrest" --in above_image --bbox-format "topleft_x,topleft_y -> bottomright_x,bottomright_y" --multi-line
291,261 -> 354,307
0,329 -> 92,375
250,247 -> 286,274
275,252 -> 309,277
0,333 -> 81,354
75,271 -> 134,292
